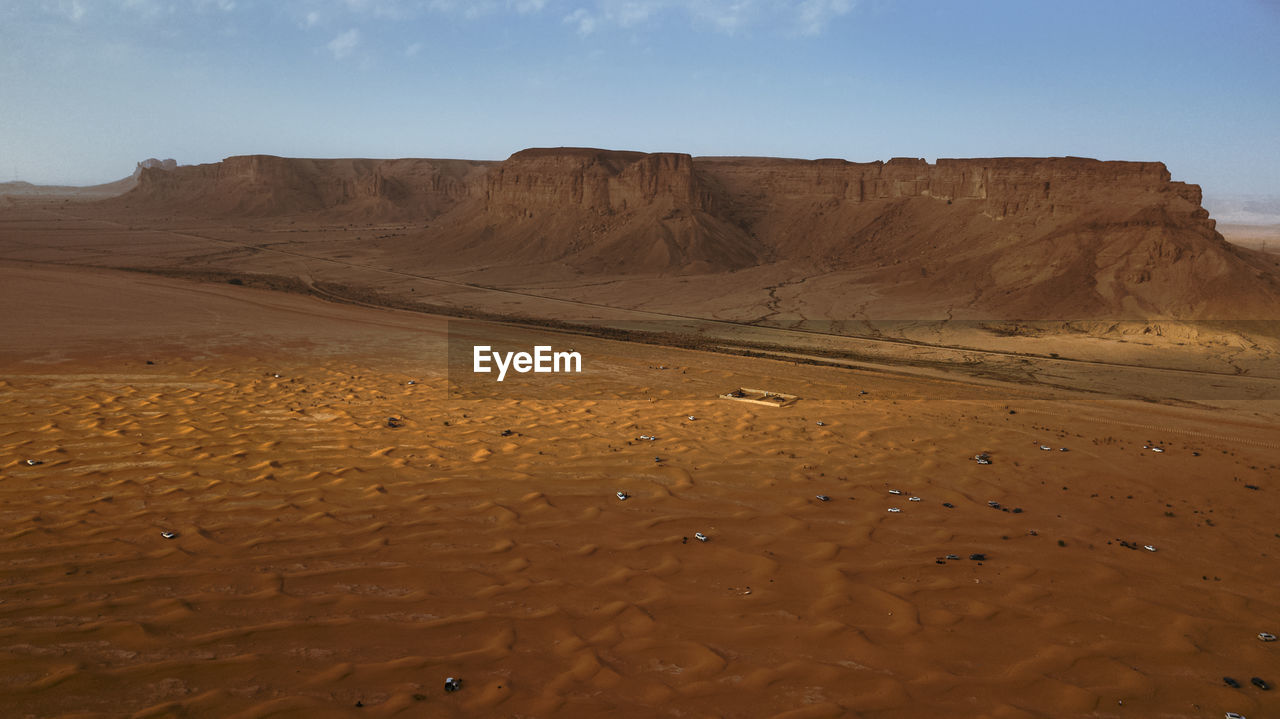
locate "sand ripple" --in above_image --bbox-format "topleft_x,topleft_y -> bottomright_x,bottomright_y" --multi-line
2,361 -> 1279,718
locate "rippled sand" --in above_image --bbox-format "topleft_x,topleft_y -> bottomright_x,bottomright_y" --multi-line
2,265 -> 1278,718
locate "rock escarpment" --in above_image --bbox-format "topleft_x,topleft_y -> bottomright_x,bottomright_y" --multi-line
702,155 -> 1205,215
115,147 -> 1280,318
485,148 -> 711,214
682,154 -> 1256,318
128,155 -> 491,219
440,148 -> 758,273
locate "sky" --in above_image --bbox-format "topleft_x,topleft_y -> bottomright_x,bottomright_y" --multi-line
2,0 -> 1278,196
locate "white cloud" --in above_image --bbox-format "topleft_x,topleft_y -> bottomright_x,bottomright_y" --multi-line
795,0 -> 852,35
346,0 -> 452,19
564,7 -> 596,35
511,0 -> 546,13
42,0 -> 242,22
404,40 -> 423,56
425,0 -> 466,13
609,0 -> 659,26
327,27 -> 361,59
555,1 -> 854,36
690,1 -> 757,34
280,0 -> 851,51
119,0 -> 167,18
289,0 -> 851,35
49,0 -> 86,22
562,1 -> 676,34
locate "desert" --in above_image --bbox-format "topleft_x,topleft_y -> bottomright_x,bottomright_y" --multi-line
2,147 -> 1279,718
4,2 -> 1280,718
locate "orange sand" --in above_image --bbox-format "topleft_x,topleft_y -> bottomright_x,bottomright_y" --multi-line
2,264 -> 1278,718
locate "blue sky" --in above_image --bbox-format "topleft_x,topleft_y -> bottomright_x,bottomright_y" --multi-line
2,0 -> 1278,196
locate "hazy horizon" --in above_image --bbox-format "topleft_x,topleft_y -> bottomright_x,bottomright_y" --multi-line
3,0 -> 1279,196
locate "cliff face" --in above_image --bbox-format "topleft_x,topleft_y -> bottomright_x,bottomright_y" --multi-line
123,150 -> 1209,227
436,148 -> 761,273
114,148 -> 1280,318
129,155 -> 491,219
699,155 -> 1208,223
484,148 -> 711,214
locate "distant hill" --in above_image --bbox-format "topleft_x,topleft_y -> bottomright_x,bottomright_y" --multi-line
135,158 -> 178,174
0,158 -> 179,200
123,155 -> 488,220
0,176 -> 135,198
112,148 -> 1280,320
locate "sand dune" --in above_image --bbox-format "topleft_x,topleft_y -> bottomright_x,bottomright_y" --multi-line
2,264 -> 1278,718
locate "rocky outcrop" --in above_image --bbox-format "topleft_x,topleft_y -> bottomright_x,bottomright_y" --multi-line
429,148 -> 761,273
134,158 -> 178,176
127,155 -> 491,218
484,148 -> 712,215
112,147 -> 1280,317
123,150 -> 1210,228
699,155 -> 1210,224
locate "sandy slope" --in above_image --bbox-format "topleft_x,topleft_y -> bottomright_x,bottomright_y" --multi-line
2,264 -> 1278,718
4,202 -> 1279,389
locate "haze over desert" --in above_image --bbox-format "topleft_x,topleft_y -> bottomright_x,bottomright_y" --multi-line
3,2 -> 1280,718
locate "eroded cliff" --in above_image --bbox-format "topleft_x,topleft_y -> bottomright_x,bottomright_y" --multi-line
128,155 -> 491,219
114,147 -> 1280,318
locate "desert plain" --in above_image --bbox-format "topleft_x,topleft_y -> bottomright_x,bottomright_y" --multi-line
1,150 -> 1279,718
